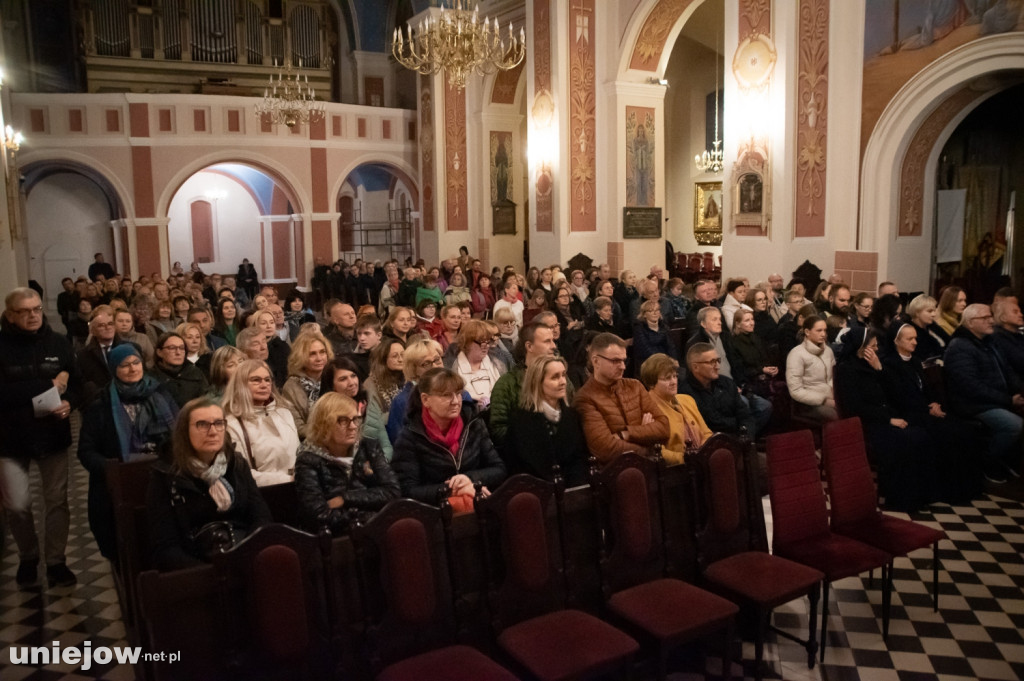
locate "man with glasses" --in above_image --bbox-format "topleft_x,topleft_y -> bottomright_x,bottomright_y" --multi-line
77,305 -> 128,405
0,287 -> 79,588
573,333 -> 669,463
679,342 -> 756,438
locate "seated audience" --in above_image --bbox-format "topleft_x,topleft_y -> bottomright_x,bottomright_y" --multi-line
251,309 -> 289,387
731,308 -> 780,397
785,315 -> 838,423
77,305 -> 126,405
236,326 -> 269,363
905,294 -> 947,364
493,277 -> 525,327
213,297 -> 241,347
745,287 -> 778,346
322,299 -> 358,356
349,315 -> 383,381
720,279 -> 749,330
283,291 -> 316,341
364,339 -> 406,461
488,322 -> 561,448
67,299 -> 93,347
392,368 -> 507,508
414,299 -> 443,338
936,285 -> 966,339
573,333 -> 669,462
222,359 -> 299,486
503,356 -> 588,485
176,321 -> 212,377
281,332 -> 332,439
444,271 -> 472,306
382,305 -> 417,345
294,392 -> 400,535
385,338 -> 445,443
151,331 -> 210,407
471,273 -> 496,318
586,295 -> 619,334
320,357 -> 367,414
680,343 -> 758,437
990,298 -> 1024,380
147,397 -> 271,570
453,319 -> 506,408
523,287 -> 548,326
848,293 -> 873,329
433,304 -> 463,351
494,306 -> 519,352
114,308 -> 155,367
640,354 -> 712,464
207,345 -> 245,400
633,299 -> 676,372
78,345 -> 178,561
662,278 -> 691,325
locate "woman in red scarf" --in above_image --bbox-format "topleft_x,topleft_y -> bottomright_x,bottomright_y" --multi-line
391,368 -> 506,508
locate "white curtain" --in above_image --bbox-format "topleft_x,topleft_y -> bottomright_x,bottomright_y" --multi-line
936,189 -> 966,264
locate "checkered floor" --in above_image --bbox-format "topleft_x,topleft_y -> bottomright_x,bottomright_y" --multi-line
2,418 -> 1022,680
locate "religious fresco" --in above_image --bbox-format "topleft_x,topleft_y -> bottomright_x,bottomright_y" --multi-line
490,131 -> 513,205
862,0 -> 1024,152
625,106 -> 655,207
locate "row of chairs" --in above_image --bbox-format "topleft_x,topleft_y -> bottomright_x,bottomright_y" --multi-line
765,418 -> 947,662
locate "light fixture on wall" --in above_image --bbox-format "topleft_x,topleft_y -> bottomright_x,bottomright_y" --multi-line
695,33 -> 723,174
391,0 -> 526,90
3,125 -> 23,162
254,60 -> 325,128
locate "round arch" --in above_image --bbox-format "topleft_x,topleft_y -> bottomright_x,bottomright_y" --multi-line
155,150 -> 309,219
331,155 -> 419,209
18,152 -> 133,219
860,32 -> 1024,286
616,0 -> 710,80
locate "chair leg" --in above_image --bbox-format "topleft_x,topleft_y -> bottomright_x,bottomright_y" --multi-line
807,584 -> 820,669
819,580 -> 831,664
882,561 -> 894,641
932,540 -> 940,612
721,619 -> 734,681
754,609 -> 767,681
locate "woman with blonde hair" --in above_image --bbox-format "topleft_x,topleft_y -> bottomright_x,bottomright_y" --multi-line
249,309 -> 289,386
221,359 -> 299,486
363,339 -> 406,460
503,356 -> 588,484
385,337 -> 445,443
382,305 -> 418,344
453,319 -> 506,408
640,354 -> 711,464
281,332 -> 334,439
207,345 -> 245,399
176,321 -> 212,376
293,392 -> 400,534
936,286 -> 967,339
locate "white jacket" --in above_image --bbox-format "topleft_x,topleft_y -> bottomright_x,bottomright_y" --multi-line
226,401 -> 299,486
786,339 -> 835,406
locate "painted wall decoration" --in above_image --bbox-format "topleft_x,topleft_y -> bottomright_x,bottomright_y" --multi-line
795,0 -> 829,238
444,81 -> 468,231
569,0 -> 596,232
629,0 -> 698,71
533,0 -> 553,232
492,60 -> 524,105
734,0 -> 773,237
625,106 -> 655,207
420,77 -> 434,232
490,131 -> 513,205
861,0 -> 1024,154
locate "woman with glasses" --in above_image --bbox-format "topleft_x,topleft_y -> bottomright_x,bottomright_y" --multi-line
78,345 -> 178,561
639,353 -> 711,464
294,392 -> 400,534
147,396 -> 271,570
632,299 -> 676,373
221,359 -> 299,486
281,332 -> 334,440
392,368 -> 506,508
151,331 -> 210,407
744,287 -> 778,346
453,320 -> 506,408
849,293 -> 874,329
207,345 -> 245,400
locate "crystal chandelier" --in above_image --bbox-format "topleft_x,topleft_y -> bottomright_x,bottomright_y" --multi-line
695,33 -> 724,174
391,1 -> 526,90
255,60 -> 325,128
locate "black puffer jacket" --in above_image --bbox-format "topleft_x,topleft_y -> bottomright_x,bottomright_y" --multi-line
150,362 -> 209,408
944,326 -> 1019,416
0,317 -> 78,459
679,372 -> 754,437
392,395 -> 507,505
293,438 -> 400,534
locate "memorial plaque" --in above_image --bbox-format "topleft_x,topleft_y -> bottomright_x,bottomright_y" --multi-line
493,199 -> 517,235
623,207 -> 662,239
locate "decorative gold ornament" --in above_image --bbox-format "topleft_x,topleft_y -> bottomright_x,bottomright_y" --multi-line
255,60 -> 325,128
732,34 -> 777,91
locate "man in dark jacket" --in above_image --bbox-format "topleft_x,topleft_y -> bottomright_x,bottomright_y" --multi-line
88,253 -> 115,282
944,303 -> 1024,483
679,342 -> 757,437
0,288 -> 79,588
990,298 -> 1024,381
76,305 -> 127,405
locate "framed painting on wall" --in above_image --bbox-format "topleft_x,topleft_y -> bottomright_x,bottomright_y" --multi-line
694,181 -> 723,246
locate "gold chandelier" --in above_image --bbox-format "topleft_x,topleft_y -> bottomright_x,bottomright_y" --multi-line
255,60 -> 326,128
695,32 -> 724,174
391,1 -> 526,90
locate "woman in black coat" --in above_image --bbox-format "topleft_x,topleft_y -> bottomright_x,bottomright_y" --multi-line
78,345 -> 178,561
503,357 -> 588,486
293,392 -> 400,534
151,331 -> 210,407
633,300 -> 677,372
834,327 -> 939,512
730,308 -> 780,396
146,397 -> 271,570
391,368 -> 507,507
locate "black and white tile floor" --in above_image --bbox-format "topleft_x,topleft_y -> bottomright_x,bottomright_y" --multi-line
2,420 -> 1022,680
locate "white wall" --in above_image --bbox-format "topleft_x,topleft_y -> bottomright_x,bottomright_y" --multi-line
167,171 -> 263,278
25,172 -> 114,306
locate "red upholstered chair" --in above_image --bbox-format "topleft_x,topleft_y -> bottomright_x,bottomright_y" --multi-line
590,452 -> 738,680
765,429 -> 892,663
350,498 -> 518,681
689,434 -> 824,680
822,417 -> 946,632
476,474 -> 639,681
212,523 -> 335,680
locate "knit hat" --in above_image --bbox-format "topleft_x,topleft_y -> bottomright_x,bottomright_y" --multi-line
107,343 -> 142,373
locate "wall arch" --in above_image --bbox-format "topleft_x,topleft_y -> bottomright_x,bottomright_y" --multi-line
331,155 -> 419,209
18,152 -> 132,218
617,0 -> 709,80
860,32 -> 1024,288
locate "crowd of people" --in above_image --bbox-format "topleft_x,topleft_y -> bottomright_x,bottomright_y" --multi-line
1,249 -> 1018,585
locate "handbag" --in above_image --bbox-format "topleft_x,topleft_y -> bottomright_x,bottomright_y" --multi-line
191,520 -> 236,559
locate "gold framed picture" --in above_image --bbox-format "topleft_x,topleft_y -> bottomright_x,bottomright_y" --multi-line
694,181 -> 723,246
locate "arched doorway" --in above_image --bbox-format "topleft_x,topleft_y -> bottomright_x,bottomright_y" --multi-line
336,162 -> 417,265
166,162 -> 303,285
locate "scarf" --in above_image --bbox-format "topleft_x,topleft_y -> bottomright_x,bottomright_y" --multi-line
195,452 -> 235,512
298,374 -> 321,407
298,441 -> 354,473
540,401 -> 562,423
109,376 -> 178,461
421,403 -> 464,458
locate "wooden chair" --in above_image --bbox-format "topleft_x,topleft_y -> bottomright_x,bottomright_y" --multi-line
212,523 -> 336,680
765,430 -> 892,662
822,418 -> 946,632
476,474 -> 639,681
259,481 -> 299,526
689,434 -> 823,679
350,498 -> 518,681
105,457 -> 156,633
590,452 -> 738,680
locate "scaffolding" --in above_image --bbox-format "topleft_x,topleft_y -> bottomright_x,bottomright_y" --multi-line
338,206 -> 414,264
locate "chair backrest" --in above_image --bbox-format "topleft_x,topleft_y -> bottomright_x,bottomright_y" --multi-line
350,498 -> 458,673
476,474 -> 567,630
822,417 -> 879,529
688,434 -> 768,572
105,457 -> 156,625
765,430 -> 830,551
259,481 -> 300,526
212,523 -> 333,676
588,452 -> 670,595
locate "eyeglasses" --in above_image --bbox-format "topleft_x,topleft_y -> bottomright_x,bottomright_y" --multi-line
118,358 -> 143,369
474,339 -> 493,349
247,375 -> 274,384
418,357 -> 444,370
498,320 -> 516,327
192,419 -> 227,433
694,358 -> 722,366
11,305 -> 43,316
161,344 -> 186,352
336,416 -> 364,429
92,321 -> 115,329
428,392 -> 462,402
595,354 -> 627,366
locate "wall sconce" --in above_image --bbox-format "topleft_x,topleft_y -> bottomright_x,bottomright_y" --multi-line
4,125 -> 23,162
